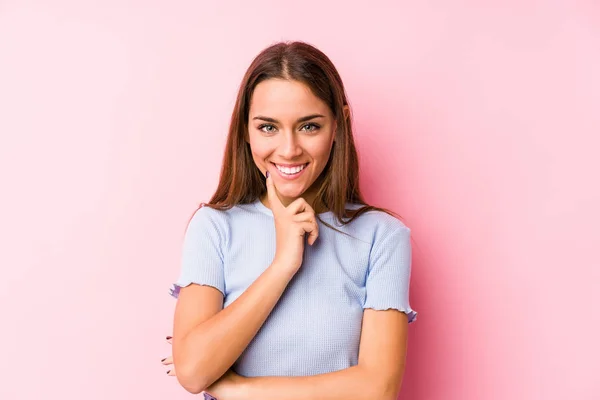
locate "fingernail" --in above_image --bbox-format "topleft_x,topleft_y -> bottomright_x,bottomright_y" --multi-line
266,171 -> 270,178
166,336 -> 172,340
161,358 -> 166,362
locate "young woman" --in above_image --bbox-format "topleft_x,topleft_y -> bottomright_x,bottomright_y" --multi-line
160,41 -> 418,400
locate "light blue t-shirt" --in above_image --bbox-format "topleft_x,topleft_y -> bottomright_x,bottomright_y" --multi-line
170,198 -> 417,377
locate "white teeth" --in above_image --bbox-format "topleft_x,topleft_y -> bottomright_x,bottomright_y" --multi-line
275,163 -> 306,175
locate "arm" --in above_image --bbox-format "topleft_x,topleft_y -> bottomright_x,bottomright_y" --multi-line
229,309 -> 409,400
225,221 -> 416,400
173,264 -> 294,394
174,177 -> 322,395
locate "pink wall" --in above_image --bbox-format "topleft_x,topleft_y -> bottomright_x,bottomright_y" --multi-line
1,1 -> 598,399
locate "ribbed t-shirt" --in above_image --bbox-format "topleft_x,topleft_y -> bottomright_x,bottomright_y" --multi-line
169,198 -> 417,377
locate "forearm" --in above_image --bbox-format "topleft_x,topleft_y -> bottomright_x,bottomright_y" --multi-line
233,365 -> 399,400
178,263 -> 293,392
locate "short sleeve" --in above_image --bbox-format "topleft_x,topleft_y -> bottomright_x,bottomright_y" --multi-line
168,206 -> 225,299
364,223 -> 417,323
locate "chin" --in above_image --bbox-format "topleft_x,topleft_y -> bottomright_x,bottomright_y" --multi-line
278,188 -> 306,200
274,181 -> 309,196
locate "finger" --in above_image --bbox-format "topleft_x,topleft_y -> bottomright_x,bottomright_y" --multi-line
300,221 -> 319,245
308,224 -> 319,246
288,197 -> 314,215
167,367 -> 176,376
161,356 -> 173,365
292,211 -> 315,223
265,171 -> 284,214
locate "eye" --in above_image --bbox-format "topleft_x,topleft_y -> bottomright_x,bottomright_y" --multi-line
258,124 -> 277,134
300,123 -> 320,133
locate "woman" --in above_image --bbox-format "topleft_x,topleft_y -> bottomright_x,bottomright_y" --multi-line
161,41 -> 417,400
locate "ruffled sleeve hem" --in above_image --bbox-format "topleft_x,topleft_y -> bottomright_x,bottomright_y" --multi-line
363,304 -> 418,323
168,281 -> 225,299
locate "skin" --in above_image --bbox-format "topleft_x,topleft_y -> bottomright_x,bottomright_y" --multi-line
246,78 -> 337,210
163,79 -> 409,400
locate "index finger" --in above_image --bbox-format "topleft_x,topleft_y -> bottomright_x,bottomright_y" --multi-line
265,171 -> 284,213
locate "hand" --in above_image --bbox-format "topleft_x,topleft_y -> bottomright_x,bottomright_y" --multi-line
161,336 -> 176,376
266,171 -> 319,275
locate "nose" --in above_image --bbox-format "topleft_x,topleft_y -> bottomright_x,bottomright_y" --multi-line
278,132 -> 303,159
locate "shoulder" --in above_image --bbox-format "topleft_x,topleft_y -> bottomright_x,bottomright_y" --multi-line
186,201 -> 265,234
357,210 -> 412,266
188,203 -> 225,228
350,206 -> 410,236
326,205 -> 409,248
183,206 -> 227,247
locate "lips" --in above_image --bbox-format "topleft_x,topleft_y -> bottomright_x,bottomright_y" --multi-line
274,162 -> 308,175
270,162 -> 309,179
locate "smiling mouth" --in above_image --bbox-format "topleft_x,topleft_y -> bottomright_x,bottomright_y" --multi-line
272,162 -> 309,175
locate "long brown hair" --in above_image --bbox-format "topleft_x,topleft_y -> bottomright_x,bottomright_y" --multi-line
202,40 -> 401,229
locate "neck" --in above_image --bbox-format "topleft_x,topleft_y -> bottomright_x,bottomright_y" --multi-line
260,177 -> 328,213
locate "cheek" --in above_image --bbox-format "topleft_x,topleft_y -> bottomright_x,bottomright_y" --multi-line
248,137 -> 272,165
308,137 -> 334,163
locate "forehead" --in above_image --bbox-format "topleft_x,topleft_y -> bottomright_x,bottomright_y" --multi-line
249,79 -> 331,120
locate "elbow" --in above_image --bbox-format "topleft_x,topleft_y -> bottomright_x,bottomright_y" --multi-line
180,383 -> 204,395
179,379 -> 209,394
177,372 -> 210,395
175,364 -> 213,395
173,338 -> 225,394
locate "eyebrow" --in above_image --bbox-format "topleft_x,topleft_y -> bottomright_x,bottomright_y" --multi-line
252,114 -> 325,124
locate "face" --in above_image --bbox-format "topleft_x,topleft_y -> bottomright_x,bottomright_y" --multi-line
247,78 -> 336,207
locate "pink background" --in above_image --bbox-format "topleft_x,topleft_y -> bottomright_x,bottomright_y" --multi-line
1,1 -> 598,399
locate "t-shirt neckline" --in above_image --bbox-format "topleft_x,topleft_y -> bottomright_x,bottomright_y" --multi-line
252,198 -> 337,218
